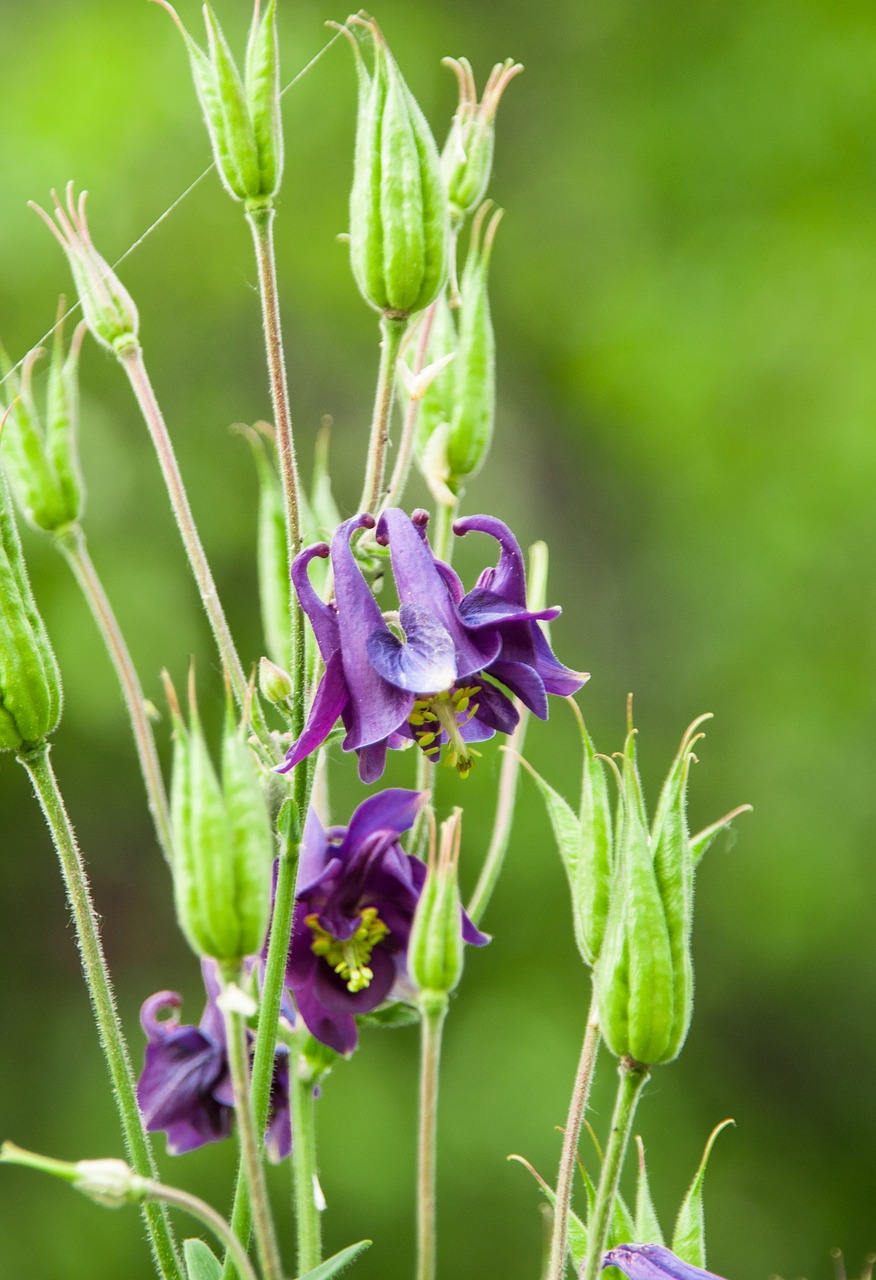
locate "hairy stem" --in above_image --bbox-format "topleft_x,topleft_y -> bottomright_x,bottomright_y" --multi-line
291,1034 -> 323,1274
358,314 -> 408,515
416,994 -> 449,1280
545,988 -> 601,1280
145,1180 -> 260,1280
56,525 -> 173,864
119,345 -> 261,735
579,1059 -> 649,1280
220,970 -> 284,1280
246,206 -> 306,740
18,744 -> 182,1280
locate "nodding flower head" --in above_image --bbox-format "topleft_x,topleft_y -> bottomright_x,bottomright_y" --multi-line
281,790 -> 486,1054
278,507 -> 587,783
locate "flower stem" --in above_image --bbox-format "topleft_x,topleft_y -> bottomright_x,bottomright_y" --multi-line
358,313 -> 408,515
17,743 -> 183,1280
55,525 -> 173,864
221,838 -> 300,1280
579,1058 -> 650,1280
144,1180 -> 260,1280
290,1032 -> 323,1275
219,969 -> 284,1280
119,345 -> 264,737
416,992 -> 449,1280
381,302 -> 437,513
545,988 -> 601,1280
430,499 -> 456,564
246,206 -> 306,740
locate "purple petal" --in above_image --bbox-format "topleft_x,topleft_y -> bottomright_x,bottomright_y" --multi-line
532,625 -> 589,696
332,516 -> 414,749
291,542 -> 337,660
276,649 -> 349,774
293,980 -> 359,1055
357,738 -> 389,783
137,1026 -> 225,1132
197,959 -> 226,1044
140,990 -> 182,1040
295,807 -> 330,896
462,911 -> 490,947
310,945 -> 397,1015
366,604 -> 458,693
468,678 -> 521,734
344,789 -> 426,853
453,514 -> 528,605
602,1245 -> 728,1280
376,508 -> 501,678
457,587 -> 560,631
487,659 -> 549,719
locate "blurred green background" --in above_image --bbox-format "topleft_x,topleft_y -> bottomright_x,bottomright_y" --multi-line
1,0 -> 875,1276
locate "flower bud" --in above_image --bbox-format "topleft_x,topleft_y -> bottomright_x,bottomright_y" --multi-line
344,15 -> 450,316
32,186 -> 139,355
259,655 -> 293,705
0,471 -> 63,752
165,669 -> 274,962
74,1159 -> 146,1210
441,57 -> 522,226
596,712 -> 748,1066
409,809 -> 465,997
155,0 -> 283,206
0,310 -> 86,534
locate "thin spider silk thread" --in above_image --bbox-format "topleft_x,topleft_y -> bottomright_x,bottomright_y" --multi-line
0,24 -> 346,392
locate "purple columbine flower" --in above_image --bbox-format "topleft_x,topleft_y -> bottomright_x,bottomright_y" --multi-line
602,1245 -> 729,1280
278,507 -> 587,782
137,959 -> 292,1160
283,789 -> 487,1054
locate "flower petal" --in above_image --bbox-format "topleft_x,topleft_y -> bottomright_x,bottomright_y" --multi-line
533,624 -> 589,696
457,587 -> 560,630
602,1244 -> 728,1280
343,788 -> 426,853
291,542 -> 337,659
366,604 -> 458,693
454,513 -> 528,604
487,658 -> 549,719
276,649 -> 350,774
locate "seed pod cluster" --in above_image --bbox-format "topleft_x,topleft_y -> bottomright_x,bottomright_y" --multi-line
0,313 -> 86,535
0,474 -> 63,752
345,14 -> 449,317
166,670 -> 274,963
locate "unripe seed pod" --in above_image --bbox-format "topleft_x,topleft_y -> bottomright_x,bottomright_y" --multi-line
0,311 -> 86,534
0,472 -> 63,751
441,57 -> 522,226
409,810 -> 465,997
345,15 -> 449,316
165,670 -> 273,963
156,0 -> 283,206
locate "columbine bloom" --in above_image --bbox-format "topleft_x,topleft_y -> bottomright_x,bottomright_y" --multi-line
282,790 -> 487,1054
602,1245 -> 729,1280
278,507 -> 586,782
137,960 -> 291,1159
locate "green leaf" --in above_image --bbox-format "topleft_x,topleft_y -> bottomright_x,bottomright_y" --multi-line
508,1155 -> 589,1269
296,1239 -> 372,1280
634,1136 -> 664,1246
183,1238 -> 222,1280
671,1119 -> 734,1267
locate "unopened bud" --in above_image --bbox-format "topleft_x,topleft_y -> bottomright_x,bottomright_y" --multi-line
74,1159 -> 146,1209
155,0 -> 283,206
343,14 -> 449,316
0,471 -> 63,752
259,654 -> 293,704
32,186 -> 139,355
441,57 -> 522,225
409,809 -> 465,997
0,307 -> 86,534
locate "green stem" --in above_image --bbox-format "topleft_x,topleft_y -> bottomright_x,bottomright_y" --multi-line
246,206 -> 306,741
358,313 -> 408,515
430,499 -> 456,564
145,1180 -> 260,1280
291,1033 -> 323,1274
221,840 -> 300,1280
119,345 -> 267,741
416,993 -> 449,1280
17,744 -> 183,1280
545,988 -> 601,1280
381,303 -> 438,513
579,1058 -> 649,1280
55,525 -> 173,864
220,970 -> 284,1280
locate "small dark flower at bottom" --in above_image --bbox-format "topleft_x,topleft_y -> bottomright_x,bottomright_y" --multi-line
137,959 -> 292,1159
602,1244 -> 729,1280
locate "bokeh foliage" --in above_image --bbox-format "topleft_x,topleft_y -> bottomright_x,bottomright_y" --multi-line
1,0 -> 875,1277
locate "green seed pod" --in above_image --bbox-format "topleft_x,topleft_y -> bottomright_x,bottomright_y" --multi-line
32,186 -> 139,355
445,202 -> 502,482
0,312 -> 86,534
345,15 -> 449,316
441,57 -> 522,226
156,0 -> 282,206
412,292 -> 457,498
409,810 -> 465,997
165,670 -> 273,963
0,472 -> 63,751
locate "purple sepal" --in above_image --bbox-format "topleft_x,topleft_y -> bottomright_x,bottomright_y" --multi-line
601,1244 -> 728,1280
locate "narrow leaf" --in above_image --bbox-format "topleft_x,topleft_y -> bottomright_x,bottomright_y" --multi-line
296,1240 -> 372,1280
634,1136 -> 665,1246
509,1154 -> 589,1268
671,1120 -> 734,1267
183,1238 -> 222,1280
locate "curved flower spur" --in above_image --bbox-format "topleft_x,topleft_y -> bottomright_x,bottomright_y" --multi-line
277,507 -> 588,782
